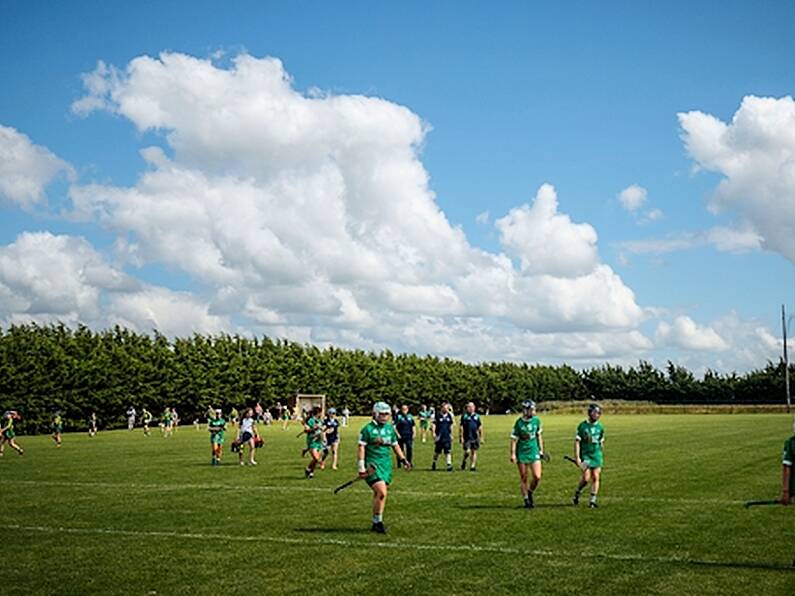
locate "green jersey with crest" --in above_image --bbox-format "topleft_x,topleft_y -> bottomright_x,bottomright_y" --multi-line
576,420 -> 605,467
358,420 -> 399,485
305,416 -> 324,450
783,435 -> 795,495
511,416 -> 542,463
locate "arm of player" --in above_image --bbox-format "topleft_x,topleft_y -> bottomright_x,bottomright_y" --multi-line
479,423 -> 484,444
392,443 -> 411,470
574,436 -> 582,467
782,463 -> 791,505
510,437 -> 517,464
357,443 -> 368,478
537,430 -> 545,458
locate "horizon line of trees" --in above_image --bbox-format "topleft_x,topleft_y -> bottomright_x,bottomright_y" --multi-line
0,323 -> 790,433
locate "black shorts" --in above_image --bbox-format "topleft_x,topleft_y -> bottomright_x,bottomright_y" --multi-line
240,431 -> 253,443
434,439 -> 452,454
463,439 -> 480,451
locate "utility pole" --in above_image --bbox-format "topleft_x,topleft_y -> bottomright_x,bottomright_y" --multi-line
784,304 -> 791,413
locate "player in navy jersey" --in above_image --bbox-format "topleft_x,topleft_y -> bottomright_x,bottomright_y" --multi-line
322,408 -> 341,470
459,401 -> 483,471
394,404 -> 415,465
432,402 -> 455,471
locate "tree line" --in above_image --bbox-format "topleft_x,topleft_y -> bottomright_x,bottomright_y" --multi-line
0,323 -> 790,433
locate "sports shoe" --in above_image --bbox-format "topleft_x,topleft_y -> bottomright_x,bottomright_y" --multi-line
526,493 -> 534,508
446,464 -> 453,472
589,501 -> 598,509
240,461 -> 245,466
470,467 -> 477,472
431,461 -> 436,471
250,460 -> 257,466
573,492 -> 580,506
371,521 -> 386,534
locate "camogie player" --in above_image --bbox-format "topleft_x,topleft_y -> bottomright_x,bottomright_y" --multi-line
302,406 -> 325,478
0,411 -> 24,456
208,408 -> 226,465
573,403 -> 606,508
418,405 -> 432,443
87,411 -> 97,437
51,411 -> 63,447
357,402 -> 411,533
142,407 -> 153,436
510,400 -> 544,508
781,418 -> 795,505
322,408 -> 341,471
237,408 -> 259,466
459,401 -> 483,471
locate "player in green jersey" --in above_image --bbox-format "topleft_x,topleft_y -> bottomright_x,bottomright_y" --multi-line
208,408 -> 226,466
142,408 -> 153,436
161,407 -> 173,437
302,406 -> 325,478
419,404 -> 431,443
51,411 -> 63,447
0,410 -> 24,456
781,418 -> 795,505
573,403 -> 606,508
510,400 -> 544,508
357,402 -> 411,533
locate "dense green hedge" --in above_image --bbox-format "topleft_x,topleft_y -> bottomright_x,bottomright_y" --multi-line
0,324 -> 790,433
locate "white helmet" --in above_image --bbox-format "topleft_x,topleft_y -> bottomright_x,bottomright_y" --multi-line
373,402 -> 391,415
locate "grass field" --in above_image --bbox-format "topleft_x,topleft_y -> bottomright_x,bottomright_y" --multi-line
1,413 -> 794,595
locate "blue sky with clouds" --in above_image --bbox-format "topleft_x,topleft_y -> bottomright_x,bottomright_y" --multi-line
1,1 -> 794,372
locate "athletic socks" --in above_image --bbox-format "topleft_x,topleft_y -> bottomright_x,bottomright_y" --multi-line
372,514 -> 383,524
589,493 -> 598,508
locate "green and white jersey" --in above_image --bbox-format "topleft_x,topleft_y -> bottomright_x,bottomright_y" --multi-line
576,420 -> 605,467
142,409 -> 152,423
1,414 -> 14,438
783,435 -> 795,494
511,416 -> 542,463
358,420 -> 398,485
209,417 -> 226,443
162,409 -> 172,422
305,416 -> 324,449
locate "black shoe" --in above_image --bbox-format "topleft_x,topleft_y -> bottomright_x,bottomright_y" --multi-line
446,465 -> 453,472
470,467 -> 476,472
371,521 -> 386,534
431,461 -> 436,471
527,493 -> 534,508
588,501 -> 598,508
305,469 -> 313,479
524,498 -> 532,509
573,493 -> 580,506
461,460 -> 466,470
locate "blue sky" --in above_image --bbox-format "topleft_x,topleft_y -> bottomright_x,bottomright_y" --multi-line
1,1 -> 794,372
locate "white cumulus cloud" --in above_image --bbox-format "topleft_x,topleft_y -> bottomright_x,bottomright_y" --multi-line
679,95 -> 795,263
496,183 -> 599,277
655,315 -> 729,352
0,125 -> 73,208
618,184 -> 647,212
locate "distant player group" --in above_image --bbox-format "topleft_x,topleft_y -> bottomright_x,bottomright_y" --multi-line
3,400 -> 794,537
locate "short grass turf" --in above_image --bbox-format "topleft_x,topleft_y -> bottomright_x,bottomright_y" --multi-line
1,414 -> 794,595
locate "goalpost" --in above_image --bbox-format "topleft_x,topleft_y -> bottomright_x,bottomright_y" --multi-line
291,394 -> 326,420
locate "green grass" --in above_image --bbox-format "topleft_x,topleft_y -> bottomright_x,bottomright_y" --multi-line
1,414 -> 794,595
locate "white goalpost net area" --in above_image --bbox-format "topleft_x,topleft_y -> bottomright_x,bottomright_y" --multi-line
291,394 -> 326,420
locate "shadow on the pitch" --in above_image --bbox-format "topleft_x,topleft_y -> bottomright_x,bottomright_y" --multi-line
683,559 -> 795,572
294,527 -> 371,534
453,504 -> 526,510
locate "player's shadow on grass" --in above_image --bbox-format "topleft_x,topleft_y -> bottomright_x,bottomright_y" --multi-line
454,503 -> 575,510
294,527 -> 371,534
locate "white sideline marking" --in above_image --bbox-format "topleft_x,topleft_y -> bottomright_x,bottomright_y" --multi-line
4,478 -> 752,506
2,523 -> 789,571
